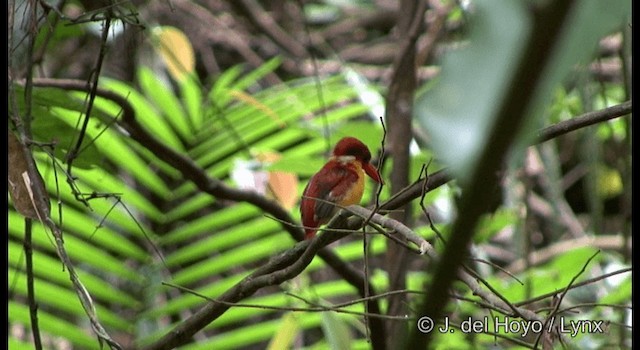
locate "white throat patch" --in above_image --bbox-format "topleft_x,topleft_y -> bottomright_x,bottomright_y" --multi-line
335,155 -> 356,164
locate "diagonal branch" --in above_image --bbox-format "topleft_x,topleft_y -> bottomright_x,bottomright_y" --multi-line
535,100 -> 632,143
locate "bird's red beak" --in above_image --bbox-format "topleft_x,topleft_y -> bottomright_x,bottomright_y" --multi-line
363,162 -> 382,184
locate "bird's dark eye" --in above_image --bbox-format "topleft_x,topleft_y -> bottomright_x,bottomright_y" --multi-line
347,147 -> 371,162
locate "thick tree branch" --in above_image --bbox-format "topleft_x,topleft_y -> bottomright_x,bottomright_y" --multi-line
383,2 -> 426,343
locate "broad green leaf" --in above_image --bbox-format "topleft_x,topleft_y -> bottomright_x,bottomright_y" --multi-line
99,78 -> 185,152
161,203 -> 261,244
8,241 -> 139,307
9,269 -> 130,331
164,217 -> 282,267
181,75 -> 204,129
13,85 -> 104,169
138,66 -> 193,141
170,233 -> 290,285
414,0 -> 530,184
230,56 -> 282,92
521,1 -> 630,138
600,275 -> 631,305
15,85 -> 86,113
321,311 -> 353,350
267,312 -> 300,350
548,248 -> 601,283
50,105 -> 172,199
9,302 -> 101,349
8,338 -> 34,350
8,212 -> 142,282
34,10 -> 84,49
473,208 -> 517,243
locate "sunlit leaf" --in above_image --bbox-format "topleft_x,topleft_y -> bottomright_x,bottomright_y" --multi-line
597,165 -> 623,199
138,66 -> 193,141
321,310 -> 353,350
99,78 -> 185,152
152,26 -> 195,81
9,302 -> 99,349
267,313 -> 300,350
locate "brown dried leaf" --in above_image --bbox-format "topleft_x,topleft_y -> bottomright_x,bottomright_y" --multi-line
8,132 -> 50,220
256,151 -> 299,211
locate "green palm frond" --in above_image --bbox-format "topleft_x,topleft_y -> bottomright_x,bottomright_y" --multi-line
9,58 -> 386,349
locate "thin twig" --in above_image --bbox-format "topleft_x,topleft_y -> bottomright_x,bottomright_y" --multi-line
533,250 -> 601,348
514,267 -> 631,307
470,258 -> 524,285
418,160 -> 448,245
65,14 -> 111,206
362,116 -> 388,342
507,235 -> 629,273
163,282 -> 410,320
541,302 -> 631,315
462,265 -> 525,319
24,219 -> 43,350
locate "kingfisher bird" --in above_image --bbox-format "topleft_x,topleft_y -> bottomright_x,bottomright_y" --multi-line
300,137 -> 382,239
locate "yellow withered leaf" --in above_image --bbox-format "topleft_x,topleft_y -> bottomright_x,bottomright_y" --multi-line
153,26 -> 195,81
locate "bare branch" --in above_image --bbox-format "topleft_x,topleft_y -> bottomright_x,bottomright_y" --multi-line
507,235 -> 630,273
536,100 -> 632,143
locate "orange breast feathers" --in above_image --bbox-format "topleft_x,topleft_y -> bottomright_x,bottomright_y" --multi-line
300,137 -> 382,239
